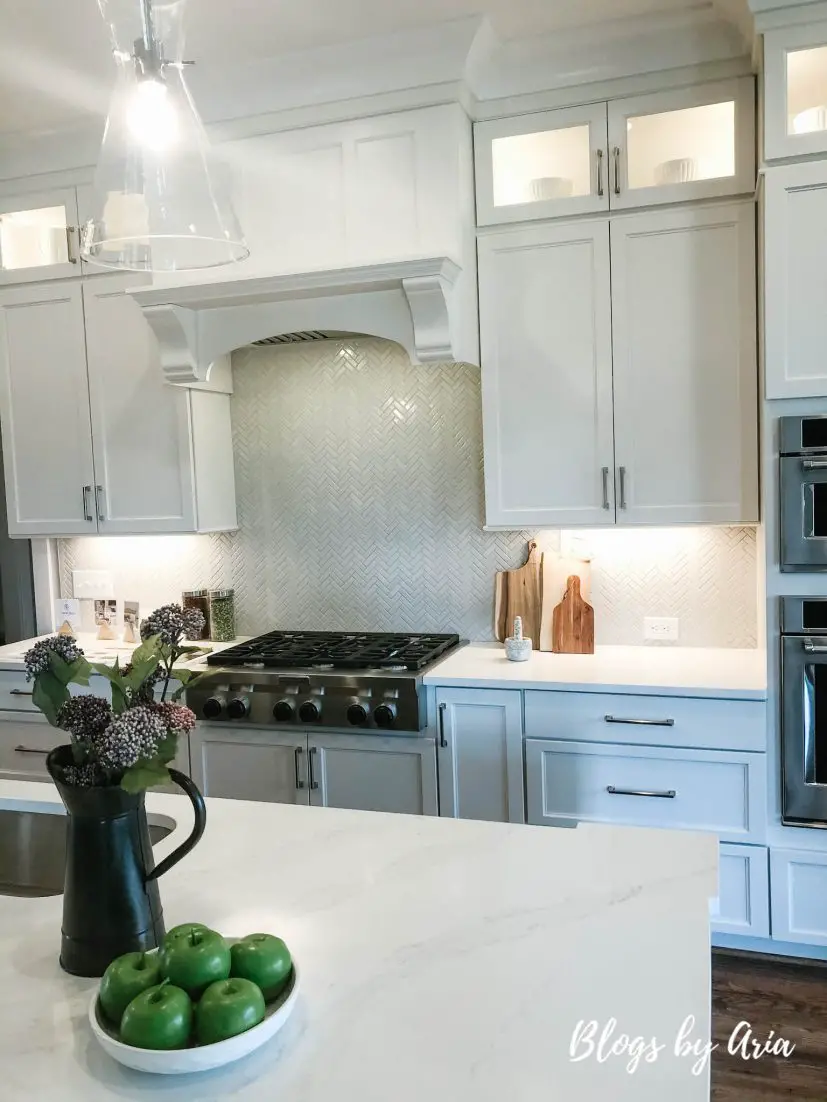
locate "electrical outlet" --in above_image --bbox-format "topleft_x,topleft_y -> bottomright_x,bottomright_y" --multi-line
643,617 -> 679,642
72,570 -> 115,599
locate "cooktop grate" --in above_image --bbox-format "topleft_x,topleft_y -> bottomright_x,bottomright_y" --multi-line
208,631 -> 460,671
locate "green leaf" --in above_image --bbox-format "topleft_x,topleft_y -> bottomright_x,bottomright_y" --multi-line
47,649 -> 91,687
175,645 -> 209,656
130,634 -> 166,666
122,657 -> 160,691
67,657 -> 92,686
32,670 -> 70,727
156,733 -> 178,765
121,759 -> 170,793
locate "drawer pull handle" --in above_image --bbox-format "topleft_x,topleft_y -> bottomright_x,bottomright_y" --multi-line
14,745 -> 48,755
9,689 -> 33,697
607,785 -> 676,799
604,715 -> 675,727
438,702 -> 448,748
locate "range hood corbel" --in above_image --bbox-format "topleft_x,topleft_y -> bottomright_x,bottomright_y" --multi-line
130,256 -> 478,384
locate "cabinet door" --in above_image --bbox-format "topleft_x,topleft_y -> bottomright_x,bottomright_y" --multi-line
611,202 -> 758,525
189,725 -> 309,804
0,714 -> 55,782
765,161 -> 827,399
764,23 -> 827,160
436,688 -> 524,823
0,187 -> 80,285
770,848 -> 827,946
83,276 -> 197,533
711,844 -> 769,939
0,281 -> 96,536
478,221 -> 615,528
608,78 -> 754,210
474,104 -> 609,226
308,733 -> 438,816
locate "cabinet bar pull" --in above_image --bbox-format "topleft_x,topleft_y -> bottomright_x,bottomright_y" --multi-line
612,147 -> 621,195
607,785 -> 676,799
82,485 -> 93,522
308,745 -> 319,790
9,689 -> 33,696
601,466 -> 610,510
803,641 -> 827,654
596,148 -> 605,198
65,225 -> 78,263
14,745 -> 48,755
294,746 -> 305,789
604,715 -> 675,727
438,701 -> 448,748
618,466 -> 627,510
803,459 -> 827,470
95,485 -> 106,523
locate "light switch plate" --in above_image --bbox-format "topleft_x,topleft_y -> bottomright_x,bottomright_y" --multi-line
72,570 -> 115,599
644,616 -> 679,642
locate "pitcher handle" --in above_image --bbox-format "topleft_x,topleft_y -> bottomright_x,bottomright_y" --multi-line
145,769 -> 207,883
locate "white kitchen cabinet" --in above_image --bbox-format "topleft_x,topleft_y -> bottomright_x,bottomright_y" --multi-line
189,725 -> 308,804
474,104 -> 609,225
0,714 -> 56,782
478,220 -> 615,528
308,733 -> 438,816
0,281 -> 96,536
764,21 -> 827,160
0,187 -> 81,285
611,202 -> 758,525
770,848 -> 827,946
712,844 -> 770,939
765,160 -> 827,399
0,277 -> 237,537
474,78 -> 753,227
435,687 -> 524,823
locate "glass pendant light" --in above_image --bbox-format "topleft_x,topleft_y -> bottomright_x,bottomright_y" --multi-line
81,0 -> 248,272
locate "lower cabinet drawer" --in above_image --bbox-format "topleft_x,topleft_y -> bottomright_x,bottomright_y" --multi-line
770,849 -> 827,946
712,844 -> 770,938
525,739 -> 766,842
0,716 -> 57,780
0,671 -> 39,712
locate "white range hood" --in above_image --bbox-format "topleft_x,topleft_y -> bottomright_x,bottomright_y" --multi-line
130,256 -> 477,384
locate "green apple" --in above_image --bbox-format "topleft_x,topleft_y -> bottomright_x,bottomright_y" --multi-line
159,927 -> 231,999
195,978 -> 266,1045
99,951 -> 163,1025
230,934 -> 292,1001
120,984 -> 193,1050
163,922 -> 215,948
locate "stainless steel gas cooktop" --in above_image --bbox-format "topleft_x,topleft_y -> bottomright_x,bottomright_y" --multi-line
190,631 -> 461,733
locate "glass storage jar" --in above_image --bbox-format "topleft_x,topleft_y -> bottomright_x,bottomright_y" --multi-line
209,590 -> 235,642
181,590 -> 210,639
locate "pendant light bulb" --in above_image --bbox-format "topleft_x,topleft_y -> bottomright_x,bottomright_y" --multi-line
127,77 -> 178,151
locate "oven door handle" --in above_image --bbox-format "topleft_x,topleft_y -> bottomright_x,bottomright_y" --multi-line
804,641 -> 827,654
803,459 -> 827,470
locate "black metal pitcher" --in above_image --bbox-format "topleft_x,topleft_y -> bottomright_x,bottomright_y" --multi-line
47,745 -> 207,978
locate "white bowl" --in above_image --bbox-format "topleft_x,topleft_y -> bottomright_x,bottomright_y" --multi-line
89,964 -> 300,1075
529,176 -> 573,201
792,106 -> 827,135
654,158 -> 697,186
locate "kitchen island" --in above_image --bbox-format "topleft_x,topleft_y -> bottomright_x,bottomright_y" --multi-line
0,780 -> 717,1100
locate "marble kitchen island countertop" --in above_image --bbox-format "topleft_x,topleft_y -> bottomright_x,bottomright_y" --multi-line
0,780 -> 717,1101
0,633 -> 248,671
425,642 -> 768,700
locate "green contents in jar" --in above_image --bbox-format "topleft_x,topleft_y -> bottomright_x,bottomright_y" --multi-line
182,591 -> 210,640
209,590 -> 235,642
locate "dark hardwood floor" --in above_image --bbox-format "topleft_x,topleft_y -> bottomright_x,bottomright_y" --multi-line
712,949 -> 827,1099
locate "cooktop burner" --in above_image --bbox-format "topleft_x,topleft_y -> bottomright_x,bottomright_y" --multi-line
207,631 -> 460,671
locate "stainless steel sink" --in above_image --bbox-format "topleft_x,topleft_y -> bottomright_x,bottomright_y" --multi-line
0,809 -> 173,898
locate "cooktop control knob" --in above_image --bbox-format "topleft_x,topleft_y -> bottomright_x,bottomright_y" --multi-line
347,703 -> 369,726
273,700 -> 295,722
299,701 -> 321,724
374,703 -> 396,728
227,697 -> 249,720
202,697 -> 224,720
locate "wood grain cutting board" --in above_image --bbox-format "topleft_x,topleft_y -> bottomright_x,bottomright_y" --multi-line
551,574 -> 595,654
494,541 -> 542,643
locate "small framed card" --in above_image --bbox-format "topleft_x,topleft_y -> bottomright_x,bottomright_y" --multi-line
55,598 -> 81,637
123,600 -> 140,644
94,598 -> 118,641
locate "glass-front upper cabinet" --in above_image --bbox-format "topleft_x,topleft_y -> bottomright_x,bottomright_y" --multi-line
607,78 -> 755,210
0,188 -> 80,285
474,104 -> 609,225
765,22 -> 827,160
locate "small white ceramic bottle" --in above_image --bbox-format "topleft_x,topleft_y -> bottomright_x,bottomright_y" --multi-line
504,616 -> 532,662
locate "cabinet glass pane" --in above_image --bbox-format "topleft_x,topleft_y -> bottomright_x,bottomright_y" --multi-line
787,47 -> 827,136
626,101 -> 735,190
0,206 -> 68,272
491,126 -> 591,207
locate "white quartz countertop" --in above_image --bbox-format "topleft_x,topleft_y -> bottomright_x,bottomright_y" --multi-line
0,633 -> 245,671
0,781 -> 717,1100
424,642 -> 767,700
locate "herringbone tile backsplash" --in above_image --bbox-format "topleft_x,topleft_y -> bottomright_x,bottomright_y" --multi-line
58,337 -> 758,647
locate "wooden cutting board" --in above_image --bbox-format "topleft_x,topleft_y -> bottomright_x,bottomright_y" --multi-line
494,541 -> 542,644
551,575 -> 595,654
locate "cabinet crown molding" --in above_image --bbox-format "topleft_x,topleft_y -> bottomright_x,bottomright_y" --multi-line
130,257 -> 475,384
